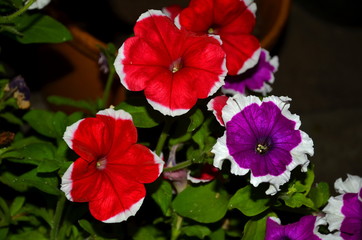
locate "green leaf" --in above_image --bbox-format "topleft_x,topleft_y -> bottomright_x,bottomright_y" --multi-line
182,225 -> 211,239
23,110 -> 68,139
0,197 -> 10,226
37,158 -> 63,173
47,96 -> 96,114
308,182 -> 330,208
172,181 -> 229,223
2,142 -> 56,166
23,204 -> 53,227
241,212 -> 277,240
13,13 -> 72,44
287,166 -> 315,195
192,119 -> 212,150
9,196 -> 25,216
151,180 -> 173,216
209,228 -> 225,240
229,185 -> 270,217
8,230 -> 48,240
78,219 -> 96,235
283,192 -> 314,208
133,225 -> 166,240
0,227 -> 9,240
0,169 -> 60,196
116,101 -> 160,128
187,109 -> 204,132
0,112 -> 23,125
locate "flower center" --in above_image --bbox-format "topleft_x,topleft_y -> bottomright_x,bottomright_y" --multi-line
96,157 -> 107,170
255,137 -> 273,155
170,58 -> 183,73
207,25 -> 220,35
256,143 -> 269,154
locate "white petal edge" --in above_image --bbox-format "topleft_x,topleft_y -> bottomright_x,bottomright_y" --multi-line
236,47 -> 261,75
149,149 -> 165,176
60,162 -> 74,201
334,174 -> 362,194
27,0 -> 51,10
114,43 -> 128,90
63,119 -> 83,150
97,108 -> 133,121
322,195 -> 344,232
102,197 -> 144,223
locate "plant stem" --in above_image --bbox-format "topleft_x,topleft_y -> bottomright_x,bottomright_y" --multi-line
171,213 -> 183,240
163,160 -> 192,172
0,0 -> 36,24
155,119 -> 173,156
50,194 -> 66,240
101,64 -> 115,109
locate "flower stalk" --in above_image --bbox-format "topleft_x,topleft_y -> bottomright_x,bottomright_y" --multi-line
155,118 -> 173,156
100,62 -> 116,109
50,194 -> 66,240
0,0 -> 37,24
171,213 -> 183,240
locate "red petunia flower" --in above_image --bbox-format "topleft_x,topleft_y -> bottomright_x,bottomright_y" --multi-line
176,0 -> 260,75
60,108 -> 164,223
114,10 -> 226,116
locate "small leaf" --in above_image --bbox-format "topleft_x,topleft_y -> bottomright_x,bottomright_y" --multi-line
23,110 -> 58,138
116,101 -> 160,128
0,169 -> 60,196
288,166 -> 315,195
7,230 -> 48,240
2,142 -> 56,166
47,96 -> 96,114
9,196 -> 25,216
192,118 -> 212,150
283,192 -> 314,208
37,158 -> 63,173
151,180 -> 173,216
0,227 -> 9,240
0,197 -> 10,225
13,13 -> 72,44
229,185 -> 270,217
133,225 -> 166,240
0,112 -> 23,125
209,228 -> 225,240
308,182 -> 330,208
78,219 -> 96,235
187,109 -> 204,132
182,225 -> 211,239
172,181 -> 229,223
241,212 -> 277,240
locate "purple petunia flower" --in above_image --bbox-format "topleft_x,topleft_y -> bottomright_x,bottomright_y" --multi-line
223,48 -> 278,96
265,215 -> 339,240
212,95 -> 314,195
5,75 -> 31,109
322,174 -> 362,240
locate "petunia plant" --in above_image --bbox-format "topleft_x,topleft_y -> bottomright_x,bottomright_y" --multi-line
0,0 -> 361,239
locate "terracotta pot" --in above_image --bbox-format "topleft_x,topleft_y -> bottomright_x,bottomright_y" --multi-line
40,0 -> 290,112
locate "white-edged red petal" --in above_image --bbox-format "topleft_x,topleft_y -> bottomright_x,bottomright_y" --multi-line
61,108 -> 164,223
114,10 -> 226,116
207,95 -> 229,126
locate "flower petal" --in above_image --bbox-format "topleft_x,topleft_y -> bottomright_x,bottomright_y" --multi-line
63,118 -> 112,162
88,174 -> 146,223
221,34 -> 260,75
115,10 -> 226,116
207,95 -> 229,126
213,95 -> 313,194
